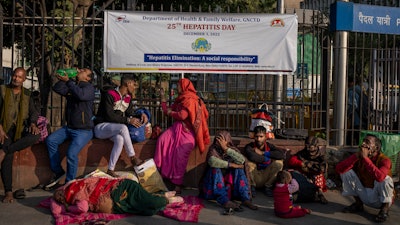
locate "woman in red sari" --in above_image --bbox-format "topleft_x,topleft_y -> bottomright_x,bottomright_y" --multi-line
154,78 -> 210,194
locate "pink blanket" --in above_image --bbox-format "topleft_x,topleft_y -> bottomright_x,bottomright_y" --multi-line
39,196 -> 204,225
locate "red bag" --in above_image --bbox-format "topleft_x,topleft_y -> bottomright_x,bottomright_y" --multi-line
151,125 -> 162,140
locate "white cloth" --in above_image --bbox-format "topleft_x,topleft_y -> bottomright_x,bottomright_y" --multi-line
340,169 -> 394,208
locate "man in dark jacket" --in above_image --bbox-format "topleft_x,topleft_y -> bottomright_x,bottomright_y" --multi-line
0,67 -> 41,203
45,68 -> 95,189
244,126 -> 285,197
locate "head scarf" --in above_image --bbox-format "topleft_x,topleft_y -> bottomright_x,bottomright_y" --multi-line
206,130 -> 240,160
174,78 -> 210,153
300,136 -> 327,160
205,130 -> 253,197
297,136 -> 327,175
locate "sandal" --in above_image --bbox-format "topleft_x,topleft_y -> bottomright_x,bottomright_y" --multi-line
342,202 -> 363,213
13,189 -> 26,199
222,207 -> 235,215
375,209 -> 389,223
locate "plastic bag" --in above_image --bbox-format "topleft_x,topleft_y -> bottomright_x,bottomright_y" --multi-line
249,103 -> 274,138
134,158 -> 168,193
127,124 -> 147,143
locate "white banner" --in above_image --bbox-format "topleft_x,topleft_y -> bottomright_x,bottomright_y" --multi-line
104,11 -> 298,74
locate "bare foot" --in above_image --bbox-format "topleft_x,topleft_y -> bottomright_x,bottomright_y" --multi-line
164,191 -> 176,198
305,208 -> 312,214
2,191 -> 14,203
167,196 -> 184,204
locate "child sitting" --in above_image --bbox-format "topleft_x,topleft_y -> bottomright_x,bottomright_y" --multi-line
273,170 -> 311,218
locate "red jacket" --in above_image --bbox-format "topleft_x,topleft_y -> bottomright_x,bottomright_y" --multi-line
335,153 -> 391,188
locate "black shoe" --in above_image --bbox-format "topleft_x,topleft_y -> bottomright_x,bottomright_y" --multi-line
264,187 -> 273,197
45,172 -> 65,189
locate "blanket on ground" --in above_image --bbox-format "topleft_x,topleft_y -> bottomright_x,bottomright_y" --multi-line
39,195 -> 204,225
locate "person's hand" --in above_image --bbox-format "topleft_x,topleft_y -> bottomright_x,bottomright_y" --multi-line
229,163 -> 244,169
359,143 -> 370,159
128,117 -> 142,128
254,148 -> 263,155
29,123 -> 40,135
215,135 -> 228,153
56,74 -> 69,82
0,126 -> 8,144
140,113 -> 148,124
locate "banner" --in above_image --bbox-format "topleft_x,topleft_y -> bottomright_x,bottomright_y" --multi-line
104,11 -> 298,74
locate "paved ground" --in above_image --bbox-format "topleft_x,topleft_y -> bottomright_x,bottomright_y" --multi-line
0,186 -> 399,225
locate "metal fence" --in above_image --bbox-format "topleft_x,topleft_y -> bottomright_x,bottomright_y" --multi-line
1,0 -> 399,147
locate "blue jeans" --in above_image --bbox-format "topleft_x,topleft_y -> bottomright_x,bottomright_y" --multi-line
46,126 -> 93,182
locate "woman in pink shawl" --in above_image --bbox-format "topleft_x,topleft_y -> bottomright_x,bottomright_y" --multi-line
154,78 -> 210,194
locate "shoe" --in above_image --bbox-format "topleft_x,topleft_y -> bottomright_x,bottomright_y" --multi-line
13,189 -> 26,199
242,200 -> 258,210
342,202 -> 364,213
131,156 -> 143,167
251,185 -> 256,198
264,187 -> 273,197
45,172 -> 65,189
106,169 -> 119,177
375,209 -> 389,223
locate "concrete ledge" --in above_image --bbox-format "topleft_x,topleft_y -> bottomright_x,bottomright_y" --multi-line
2,137 -> 307,191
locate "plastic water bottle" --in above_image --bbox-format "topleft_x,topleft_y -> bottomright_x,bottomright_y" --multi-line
56,68 -> 78,78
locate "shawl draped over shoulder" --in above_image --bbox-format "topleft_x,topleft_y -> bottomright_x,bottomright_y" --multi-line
174,78 -> 210,153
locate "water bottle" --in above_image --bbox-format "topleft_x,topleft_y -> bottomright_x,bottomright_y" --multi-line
56,68 -> 78,78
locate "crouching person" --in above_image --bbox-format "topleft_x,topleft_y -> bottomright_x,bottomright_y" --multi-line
336,134 -> 394,223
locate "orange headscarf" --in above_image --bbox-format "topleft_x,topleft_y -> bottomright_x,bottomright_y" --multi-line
174,78 -> 210,153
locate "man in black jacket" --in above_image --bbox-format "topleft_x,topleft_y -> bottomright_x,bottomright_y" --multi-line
45,68 -> 95,189
244,126 -> 285,197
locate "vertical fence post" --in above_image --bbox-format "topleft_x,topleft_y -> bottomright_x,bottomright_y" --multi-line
274,0 -> 285,129
333,0 -> 349,146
